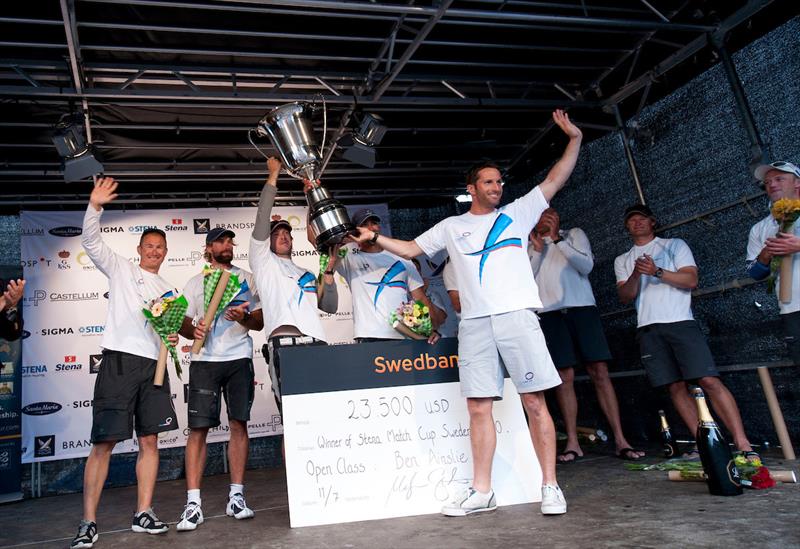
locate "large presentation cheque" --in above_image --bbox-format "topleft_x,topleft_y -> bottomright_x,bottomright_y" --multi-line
279,338 -> 542,527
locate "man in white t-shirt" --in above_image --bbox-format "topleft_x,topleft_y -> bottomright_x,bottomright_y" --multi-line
745,161 -> 800,365
175,227 -> 264,531
72,178 -> 180,549
615,204 -> 754,457
529,207 -> 643,463
249,158 -> 338,414
350,110 -> 582,516
329,207 -> 440,343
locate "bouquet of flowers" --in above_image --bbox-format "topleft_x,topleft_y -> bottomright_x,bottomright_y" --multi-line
625,455 -> 777,490
389,299 -> 432,340
142,290 -> 189,382
768,198 -> 800,303
202,265 -> 242,319
734,454 -> 776,489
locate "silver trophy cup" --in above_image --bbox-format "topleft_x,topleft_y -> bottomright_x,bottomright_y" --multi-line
253,102 -> 355,252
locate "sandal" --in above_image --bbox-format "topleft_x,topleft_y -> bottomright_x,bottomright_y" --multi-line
616,447 -> 644,461
557,450 -> 583,464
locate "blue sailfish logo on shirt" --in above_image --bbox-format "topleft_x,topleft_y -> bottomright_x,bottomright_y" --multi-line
465,213 -> 522,283
297,272 -> 317,305
365,261 -> 408,306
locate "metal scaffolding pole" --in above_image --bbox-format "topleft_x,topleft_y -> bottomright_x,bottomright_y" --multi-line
613,105 -> 646,204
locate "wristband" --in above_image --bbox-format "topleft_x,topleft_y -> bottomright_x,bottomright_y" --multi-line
369,231 -> 380,244
324,270 -> 334,275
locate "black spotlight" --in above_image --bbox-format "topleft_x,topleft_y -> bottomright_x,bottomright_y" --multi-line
341,113 -> 387,168
52,116 -> 104,182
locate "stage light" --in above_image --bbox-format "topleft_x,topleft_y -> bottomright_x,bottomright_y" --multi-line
52,117 -> 104,182
341,113 -> 387,169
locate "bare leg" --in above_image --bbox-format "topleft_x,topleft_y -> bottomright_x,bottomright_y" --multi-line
136,434 -> 160,513
553,367 -> 582,461
228,420 -> 249,485
467,397 -> 496,493
82,441 -> 117,522
521,391 -> 558,486
184,428 -> 209,491
697,376 -> 753,452
585,361 -> 643,458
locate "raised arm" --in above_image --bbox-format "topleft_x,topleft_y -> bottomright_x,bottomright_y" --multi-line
349,229 -> 423,260
538,110 -> 583,202
252,157 -> 282,242
81,177 -> 122,275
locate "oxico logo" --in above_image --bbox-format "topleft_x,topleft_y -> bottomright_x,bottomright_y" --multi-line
21,364 -> 47,377
34,435 -> 55,458
79,325 -> 104,335
75,251 -> 97,271
89,354 -> 103,374
22,402 -> 62,416
40,327 -> 74,336
193,218 -> 210,234
49,226 -> 82,237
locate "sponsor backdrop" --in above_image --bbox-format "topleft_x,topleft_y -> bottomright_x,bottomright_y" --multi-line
20,203 -> 390,463
0,305 -> 23,502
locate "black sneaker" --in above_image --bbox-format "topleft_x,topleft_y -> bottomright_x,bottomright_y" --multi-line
71,520 -> 98,548
131,509 -> 169,534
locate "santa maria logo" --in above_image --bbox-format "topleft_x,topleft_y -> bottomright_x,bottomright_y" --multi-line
465,213 -> 521,283
366,261 -> 408,306
296,272 -> 317,305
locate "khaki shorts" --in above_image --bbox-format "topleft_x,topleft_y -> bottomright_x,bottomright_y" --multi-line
457,309 -> 562,399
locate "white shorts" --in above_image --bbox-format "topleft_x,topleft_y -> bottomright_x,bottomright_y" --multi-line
457,309 -> 562,399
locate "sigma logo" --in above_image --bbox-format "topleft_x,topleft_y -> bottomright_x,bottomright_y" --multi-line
34,435 -> 55,458
48,226 -> 82,237
89,354 -> 103,374
79,325 -> 104,335
100,226 -> 124,233
72,399 -> 93,408
40,327 -> 74,336
193,218 -> 211,234
22,402 -> 62,416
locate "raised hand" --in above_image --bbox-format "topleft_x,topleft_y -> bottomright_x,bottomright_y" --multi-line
529,229 -> 545,253
552,109 -> 582,140
1,279 -> 25,310
89,177 -> 119,211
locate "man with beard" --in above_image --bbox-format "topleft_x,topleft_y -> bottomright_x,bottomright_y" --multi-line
250,157 -> 338,414
175,227 -> 264,531
746,161 -> 800,365
350,110 -> 582,517
72,177 -> 179,548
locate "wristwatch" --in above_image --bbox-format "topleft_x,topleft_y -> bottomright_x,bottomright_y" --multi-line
4,306 -> 17,320
654,268 -> 664,279
324,270 -> 334,275
369,231 -> 380,244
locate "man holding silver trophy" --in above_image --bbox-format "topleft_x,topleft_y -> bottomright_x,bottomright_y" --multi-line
349,110 -> 583,517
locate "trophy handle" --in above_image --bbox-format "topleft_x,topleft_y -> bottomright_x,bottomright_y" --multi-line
247,128 -> 271,160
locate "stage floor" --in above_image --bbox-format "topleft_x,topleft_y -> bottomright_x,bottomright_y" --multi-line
2,449 -> 798,548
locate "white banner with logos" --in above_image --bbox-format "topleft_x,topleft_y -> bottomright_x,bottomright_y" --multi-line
20,203 -> 390,463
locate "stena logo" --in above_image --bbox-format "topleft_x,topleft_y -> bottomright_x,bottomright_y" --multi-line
22,365 -> 47,377
128,225 -> 158,234
49,226 -> 82,237
22,402 -> 62,415
79,325 -> 104,335
55,356 -> 83,372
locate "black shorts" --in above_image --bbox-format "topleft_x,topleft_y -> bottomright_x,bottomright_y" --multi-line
538,306 -> 613,369
637,320 -> 719,387
91,350 -> 179,443
264,336 -> 326,414
188,358 -> 255,429
782,311 -> 800,365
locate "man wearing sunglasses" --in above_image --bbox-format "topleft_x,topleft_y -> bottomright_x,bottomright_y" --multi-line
746,161 -> 800,365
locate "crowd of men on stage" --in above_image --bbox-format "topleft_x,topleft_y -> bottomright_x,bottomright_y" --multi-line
0,111 -> 796,548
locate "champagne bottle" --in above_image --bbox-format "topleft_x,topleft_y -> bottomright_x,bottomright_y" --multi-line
658,410 -> 677,458
692,388 -> 742,496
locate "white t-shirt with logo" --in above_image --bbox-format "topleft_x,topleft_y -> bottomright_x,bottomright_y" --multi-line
336,246 -> 424,339
528,227 -> 597,312
747,213 -> 800,315
82,206 -> 177,360
614,237 -> 696,328
184,265 -> 261,361
415,186 -> 549,319
249,237 -> 326,342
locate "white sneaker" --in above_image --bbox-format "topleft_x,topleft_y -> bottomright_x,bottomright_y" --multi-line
540,484 -> 567,515
441,487 -> 497,517
176,502 -> 204,531
226,493 -> 255,520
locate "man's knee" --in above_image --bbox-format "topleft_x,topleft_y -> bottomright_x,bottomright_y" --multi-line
558,367 -> 575,384
521,392 -> 548,417
585,361 -> 609,383
466,398 -> 493,419
137,434 -> 158,452
697,376 -> 723,392
229,419 -> 248,437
